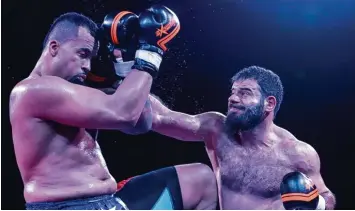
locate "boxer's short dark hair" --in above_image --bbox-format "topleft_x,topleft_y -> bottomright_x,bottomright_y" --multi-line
231,66 -> 284,117
42,12 -> 99,49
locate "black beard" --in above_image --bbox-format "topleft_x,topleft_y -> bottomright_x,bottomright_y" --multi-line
224,101 -> 265,134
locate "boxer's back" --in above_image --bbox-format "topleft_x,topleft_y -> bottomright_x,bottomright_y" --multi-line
10,79 -> 116,203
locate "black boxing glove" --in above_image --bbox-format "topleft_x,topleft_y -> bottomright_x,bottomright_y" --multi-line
101,11 -> 139,61
86,11 -> 139,88
280,171 -> 325,210
133,5 -> 180,78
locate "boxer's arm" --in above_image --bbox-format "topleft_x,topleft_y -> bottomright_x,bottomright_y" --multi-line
150,95 -> 222,141
97,87 -> 153,135
17,71 -> 152,130
297,144 -> 336,209
118,100 -> 152,135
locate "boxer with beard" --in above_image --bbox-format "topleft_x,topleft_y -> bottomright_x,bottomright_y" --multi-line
145,66 -> 336,209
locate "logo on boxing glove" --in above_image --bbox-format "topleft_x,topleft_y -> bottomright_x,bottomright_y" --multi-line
155,14 -> 180,51
131,5 -> 181,78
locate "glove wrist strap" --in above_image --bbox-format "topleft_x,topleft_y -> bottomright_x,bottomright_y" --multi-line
135,49 -> 162,69
132,49 -> 162,79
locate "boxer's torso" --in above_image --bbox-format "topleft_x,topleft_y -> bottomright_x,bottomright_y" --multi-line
205,115 -> 303,209
10,89 -> 116,203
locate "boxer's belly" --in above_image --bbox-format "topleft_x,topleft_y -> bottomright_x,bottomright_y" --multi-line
220,187 -> 284,210
22,137 -> 117,203
24,163 -> 117,203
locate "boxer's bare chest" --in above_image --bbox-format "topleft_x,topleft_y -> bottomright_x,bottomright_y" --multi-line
21,121 -> 107,171
52,124 -> 103,161
215,133 -> 293,198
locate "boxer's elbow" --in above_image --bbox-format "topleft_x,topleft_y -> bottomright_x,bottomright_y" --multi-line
93,108 -> 136,130
120,111 -> 153,135
116,109 -> 141,128
103,95 -> 152,130
124,125 -> 151,135
133,112 -> 153,133
103,103 -> 141,129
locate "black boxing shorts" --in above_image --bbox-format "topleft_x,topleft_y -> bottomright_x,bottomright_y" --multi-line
25,194 -> 128,210
115,166 -> 183,210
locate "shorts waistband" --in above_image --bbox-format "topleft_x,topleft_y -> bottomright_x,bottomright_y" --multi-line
25,194 -> 116,210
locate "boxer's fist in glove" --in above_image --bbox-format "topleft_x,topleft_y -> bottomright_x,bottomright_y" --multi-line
86,11 -> 139,88
138,5 -> 180,53
133,5 -> 180,78
101,11 -> 139,60
280,171 -> 325,210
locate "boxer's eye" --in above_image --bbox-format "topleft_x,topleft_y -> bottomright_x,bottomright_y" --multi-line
78,52 -> 85,58
239,89 -> 252,97
78,48 -> 92,59
241,91 -> 248,95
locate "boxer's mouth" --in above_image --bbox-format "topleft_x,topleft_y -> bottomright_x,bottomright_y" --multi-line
77,73 -> 87,80
229,105 -> 245,111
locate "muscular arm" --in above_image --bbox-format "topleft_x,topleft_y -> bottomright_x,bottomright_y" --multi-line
118,99 -> 152,135
12,70 -> 152,130
149,95 -> 223,142
296,144 -> 336,210
96,87 -> 153,135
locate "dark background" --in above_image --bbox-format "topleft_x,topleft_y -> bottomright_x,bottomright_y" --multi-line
2,0 -> 355,209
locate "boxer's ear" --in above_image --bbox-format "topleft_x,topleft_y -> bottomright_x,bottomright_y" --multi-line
49,40 -> 60,56
264,96 -> 276,112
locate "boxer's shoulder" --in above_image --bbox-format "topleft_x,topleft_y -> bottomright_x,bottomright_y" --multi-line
10,77 -> 41,115
10,76 -> 69,117
198,111 -> 225,132
277,134 -> 319,171
273,124 -> 298,141
274,125 -> 320,170
291,140 -> 320,172
11,76 -> 66,96
286,139 -> 318,159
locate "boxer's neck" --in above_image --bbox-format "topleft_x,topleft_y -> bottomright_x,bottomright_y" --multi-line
236,116 -> 275,148
31,59 -> 46,77
30,52 -> 56,78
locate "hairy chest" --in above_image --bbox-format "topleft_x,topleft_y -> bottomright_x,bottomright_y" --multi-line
215,135 -> 294,198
